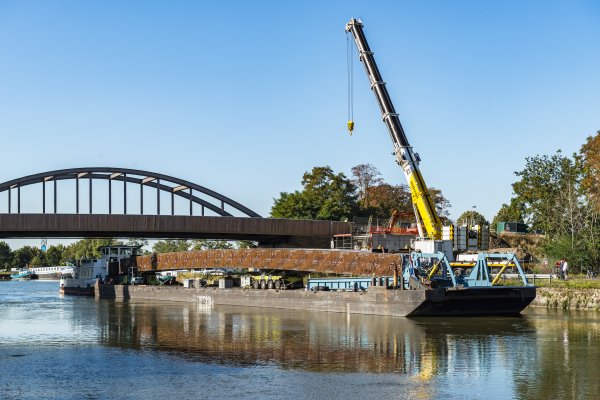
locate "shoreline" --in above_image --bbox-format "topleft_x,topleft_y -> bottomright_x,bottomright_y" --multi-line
529,287 -> 600,310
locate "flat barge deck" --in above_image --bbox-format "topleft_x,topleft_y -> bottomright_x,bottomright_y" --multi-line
97,284 -> 536,317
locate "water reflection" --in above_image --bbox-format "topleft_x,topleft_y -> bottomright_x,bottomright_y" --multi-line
514,309 -> 600,399
4,283 -> 600,399
97,300 -> 537,379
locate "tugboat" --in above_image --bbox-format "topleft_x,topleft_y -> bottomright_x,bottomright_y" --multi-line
60,245 -> 140,295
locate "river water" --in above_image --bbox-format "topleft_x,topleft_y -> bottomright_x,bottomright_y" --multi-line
1,281 -> 599,400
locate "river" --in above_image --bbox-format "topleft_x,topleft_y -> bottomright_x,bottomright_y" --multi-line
0,280 -> 598,399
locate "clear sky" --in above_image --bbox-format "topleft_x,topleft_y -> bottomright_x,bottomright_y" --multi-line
0,0 -> 599,247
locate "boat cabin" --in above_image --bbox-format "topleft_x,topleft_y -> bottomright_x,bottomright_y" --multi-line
76,245 -> 141,280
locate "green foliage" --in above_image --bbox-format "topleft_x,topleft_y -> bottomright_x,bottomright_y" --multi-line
457,210 -> 489,226
191,240 -> 234,250
45,245 -> 66,266
428,188 -> 452,225
542,235 -> 587,273
363,183 -> 411,218
495,131 -> 600,269
63,238 -> 119,261
236,240 -> 257,249
492,198 -> 525,227
30,252 -> 47,267
512,151 -> 582,236
152,240 -> 190,253
271,164 -> 452,226
271,166 -> 358,221
12,246 -> 41,268
0,241 -> 12,270
580,130 -> 600,210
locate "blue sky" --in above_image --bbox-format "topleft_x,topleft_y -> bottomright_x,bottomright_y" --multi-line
0,1 -> 599,246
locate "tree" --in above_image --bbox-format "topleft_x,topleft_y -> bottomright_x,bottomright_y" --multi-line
428,187 -> 452,225
0,241 -> 12,271
580,130 -> 600,210
126,238 -> 149,247
152,240 -> 190,253
456,210 -> 489,226
126,238 -> 150,255
63,238 -> 119,261
351,163 -> 383,208
30,252 -> 47,267
45,244 -> 66,266
191,240 -> 234,250
363,183 -> 412,217
236,240 -> 257,249
492,199 -> 526,227
271,166 -> 358,221
12,246 -> 40,268
512,151 -> 582,237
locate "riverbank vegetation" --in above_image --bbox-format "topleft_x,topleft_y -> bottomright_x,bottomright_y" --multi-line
492,130 -> 600,272
0,238 -> 252,270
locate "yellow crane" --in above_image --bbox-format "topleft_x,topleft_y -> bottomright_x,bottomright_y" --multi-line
345,18 -> 443,240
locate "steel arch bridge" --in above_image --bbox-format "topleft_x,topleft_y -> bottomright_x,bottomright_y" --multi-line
0,167 -> 260,217
0,167 -> 350,246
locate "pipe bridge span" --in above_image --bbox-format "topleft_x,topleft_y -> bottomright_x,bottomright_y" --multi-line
0,167 -> 351,247
134,248 -> 402,277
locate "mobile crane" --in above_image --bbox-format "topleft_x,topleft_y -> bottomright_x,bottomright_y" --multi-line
345,18 -> 443,242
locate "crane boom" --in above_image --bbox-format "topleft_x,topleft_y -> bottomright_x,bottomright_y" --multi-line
345,18 -> 443,240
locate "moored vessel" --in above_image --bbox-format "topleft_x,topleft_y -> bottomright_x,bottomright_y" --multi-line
60,245 -> 140,295
9,269 -> 37,280
31,265 -> 74,280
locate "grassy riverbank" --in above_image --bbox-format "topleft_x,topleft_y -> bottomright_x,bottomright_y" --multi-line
533,276 -> 600,289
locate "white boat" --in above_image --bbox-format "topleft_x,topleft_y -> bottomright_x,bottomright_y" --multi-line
59,245 -> 141,296
30,265 -> 74,280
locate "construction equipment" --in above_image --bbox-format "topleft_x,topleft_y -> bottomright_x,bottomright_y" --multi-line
345,19 -> 492,258
346,18 -> 443,242
407,251 -> 529,289
241,271 -> 305,290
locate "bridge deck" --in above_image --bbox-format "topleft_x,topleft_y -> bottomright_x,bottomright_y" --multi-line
0,214 -> 351,247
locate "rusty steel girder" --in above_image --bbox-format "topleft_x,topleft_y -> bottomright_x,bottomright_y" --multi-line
136,249 -> 403,276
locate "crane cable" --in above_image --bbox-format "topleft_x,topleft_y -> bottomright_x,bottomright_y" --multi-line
346,32 -> 355,135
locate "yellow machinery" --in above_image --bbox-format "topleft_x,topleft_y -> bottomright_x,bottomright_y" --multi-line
345,19 -> 443,240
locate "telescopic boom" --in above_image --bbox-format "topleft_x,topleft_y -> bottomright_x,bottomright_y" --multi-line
345,18 -> 443,240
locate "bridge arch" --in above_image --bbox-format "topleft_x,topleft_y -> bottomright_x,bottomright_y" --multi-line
0,167 -> 260,218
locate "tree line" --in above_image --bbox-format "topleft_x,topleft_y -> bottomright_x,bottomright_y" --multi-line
0,238 -> 249,270
270,164 -> 452,223
491,130 -> 600,270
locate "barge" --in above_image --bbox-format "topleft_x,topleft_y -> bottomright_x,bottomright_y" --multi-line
65,245 -> 536,317
96,284 -> 535,317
